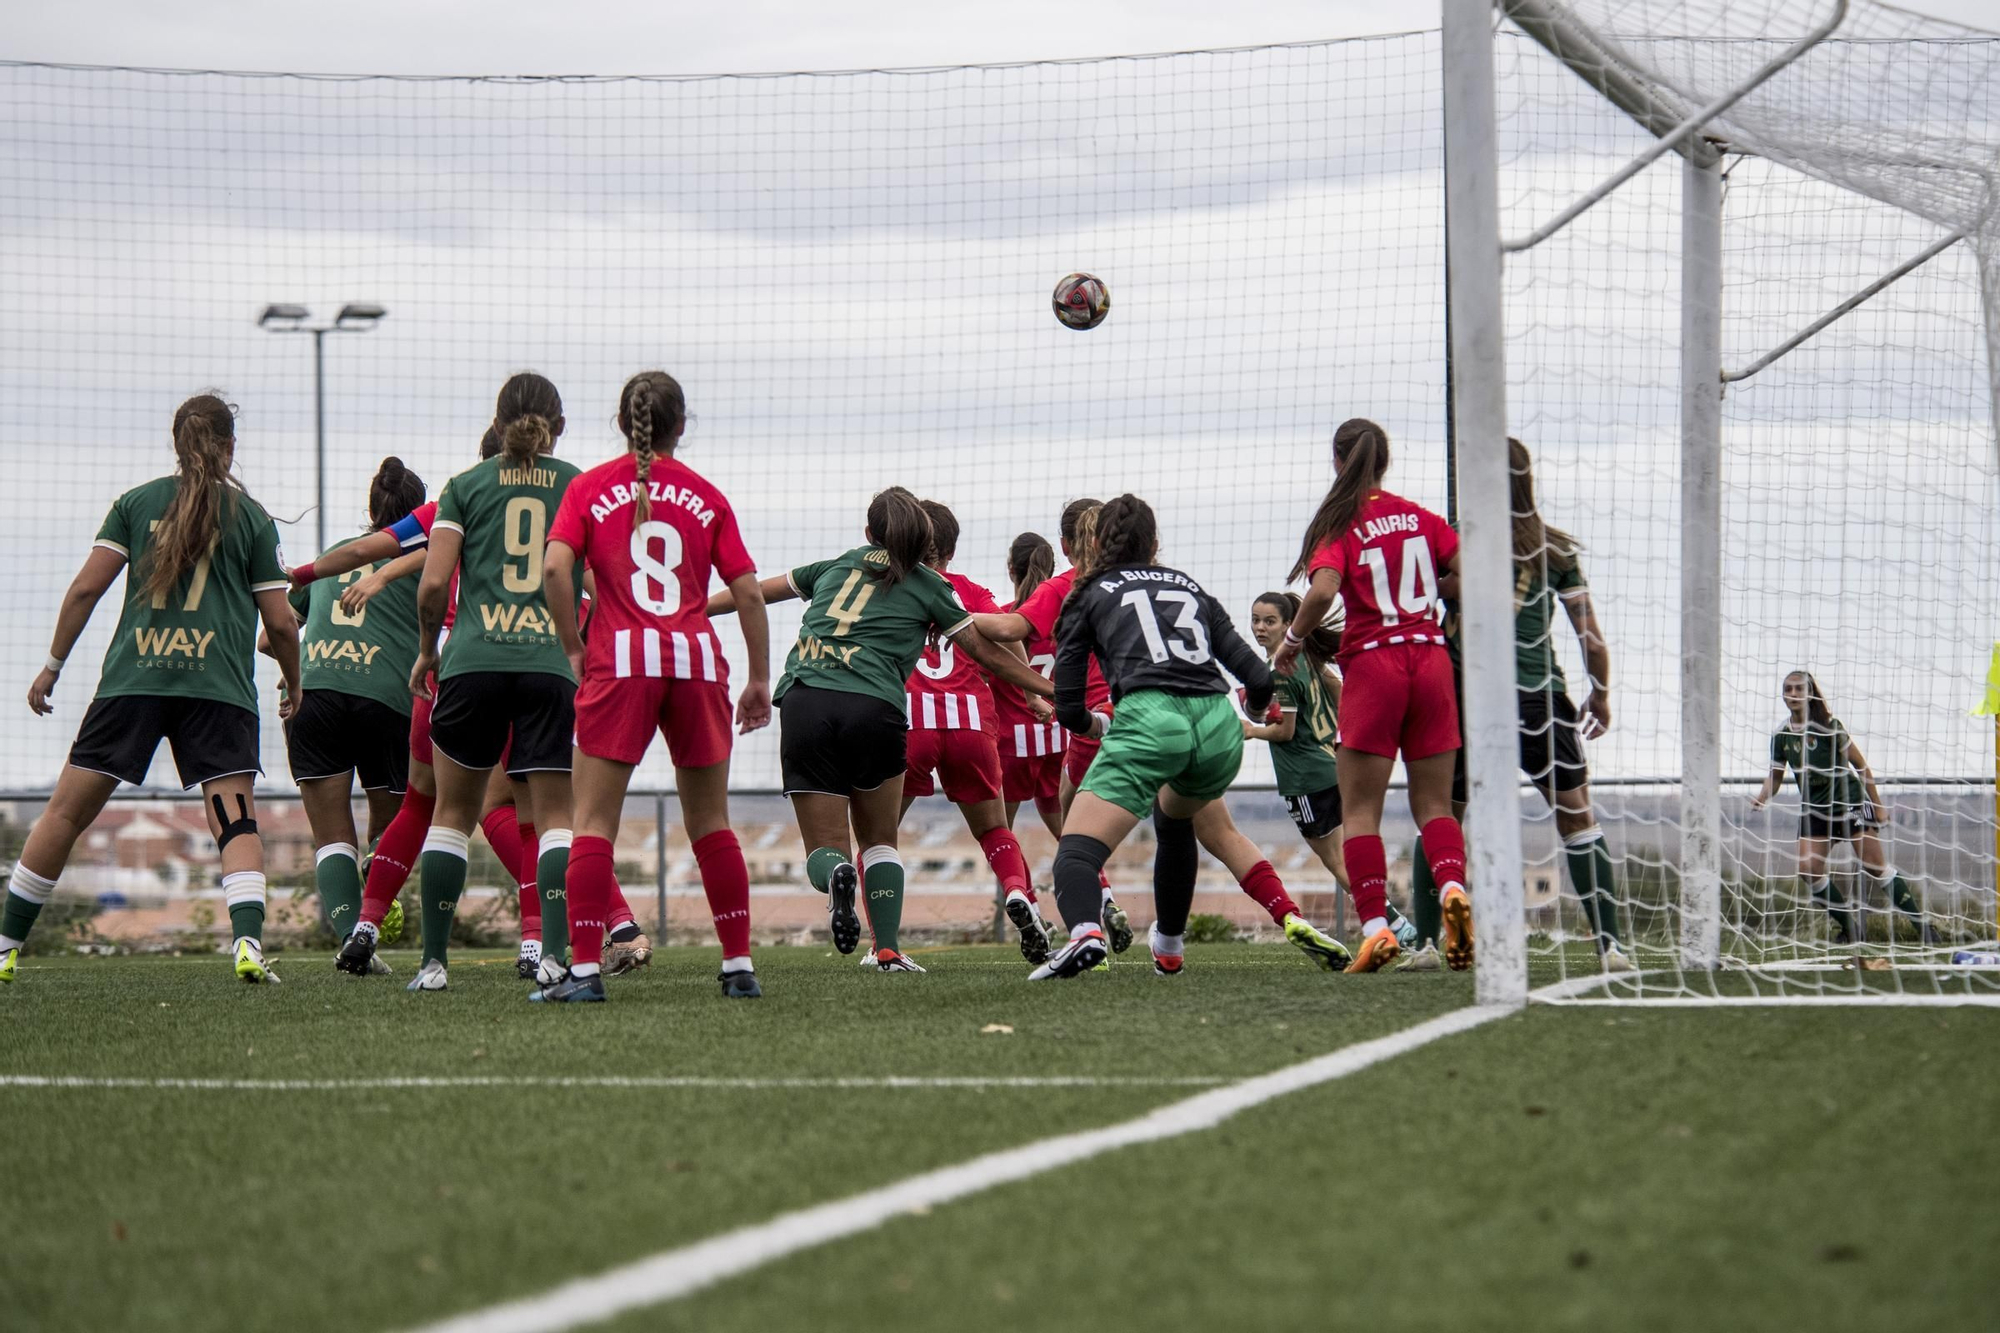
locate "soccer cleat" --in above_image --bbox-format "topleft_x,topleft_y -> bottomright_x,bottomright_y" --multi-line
719,968 -> 763,998
535,956 -> 569,988
405,959 -> 448,991
1148,925 -> 1185,977
875,948 -> 927,973
234,937 -> 276,984
1440,886 -> 1475,971
1005,890 -> 1051,964
605,930 -> 654,976
514,938 -> 543,980
1343,927 -> 1401,974
1029,927 -> 1108,981
858,949 -> 878,968
0,947 -> 19,984
1103,898 -> 1134,954
366,952 -> 395,977
1283,913 -> 1353,972
826,862 -> 862,955
1602,943 -> 1636,975
528,970 -> 605,1003
334,921 -> 379,976
1394,942 -> 1444,973
379,896 -> 405,946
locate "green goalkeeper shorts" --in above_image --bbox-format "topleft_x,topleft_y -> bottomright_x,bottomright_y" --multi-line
1079,689 -> 1245,817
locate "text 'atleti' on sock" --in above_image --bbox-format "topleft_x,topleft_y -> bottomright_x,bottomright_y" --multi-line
1238,860 -> 1299,927
362,788 -> 435,926
976,827 -> 1031,897
693,828 -> 752,959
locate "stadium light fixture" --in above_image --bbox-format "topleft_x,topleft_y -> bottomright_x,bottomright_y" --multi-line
257,301 -> 390,554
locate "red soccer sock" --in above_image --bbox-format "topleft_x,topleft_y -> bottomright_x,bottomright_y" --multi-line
514,821 -> 542,940
976,827 -> 1031,899
1345,835 -> 1389,925
480,806 -> 539,942
1238,860 -> 1301,927
693,829 -> 752,959
1419,817 -> 1468,893
607,876 -> 637,932
565,836 -> 616,968
360,789 -> 434,926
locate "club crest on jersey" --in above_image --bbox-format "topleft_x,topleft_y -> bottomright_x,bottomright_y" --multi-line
588,481 -> 717,527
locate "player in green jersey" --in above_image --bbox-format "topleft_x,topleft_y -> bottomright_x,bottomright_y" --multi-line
1750,671 -> 1936,945
6,394 -> 300,986
1405,438 -> 1632,974
337,373 -> 584,992
266,456 -> 426,962
709,487 -> 1053,972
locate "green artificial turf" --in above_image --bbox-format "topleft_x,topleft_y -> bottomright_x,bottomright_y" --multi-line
4,947 -> 1993,1332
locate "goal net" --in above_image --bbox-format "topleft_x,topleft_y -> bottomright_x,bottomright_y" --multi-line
1480,1 -> 2000,1002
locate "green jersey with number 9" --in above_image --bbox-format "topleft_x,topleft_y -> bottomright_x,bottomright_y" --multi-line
433,453 -> 581,682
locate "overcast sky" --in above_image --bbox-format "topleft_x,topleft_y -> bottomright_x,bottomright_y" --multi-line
6,0 -> 1993,76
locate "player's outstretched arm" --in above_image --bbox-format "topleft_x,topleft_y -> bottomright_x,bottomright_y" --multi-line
973,610 -> 1032,643
707,575 -> 793,618
1562,586 -> 1612,737
254,587 -> 302,722
409,527 -> 462,701
29,545 -> 125,716
292,527 -> 403,588
1276,567 -> 1339,677
957,623 -> 1054,699
727,570 -> 773,733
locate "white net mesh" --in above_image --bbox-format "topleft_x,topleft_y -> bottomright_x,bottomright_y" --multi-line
1493,2 -> 1999,1001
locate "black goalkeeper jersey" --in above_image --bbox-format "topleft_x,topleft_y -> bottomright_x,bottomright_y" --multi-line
1052,562 -> 1272,735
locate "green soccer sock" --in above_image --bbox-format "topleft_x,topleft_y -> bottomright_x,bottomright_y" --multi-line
1563,830 -> 1623,948
221,871 -> 266,944
1880,871 -> 1923,930
860,847 -> 905,953
807,846 -> 851,893
1809,876 -> 1860,945
1408,837 -> 1442,947
315,844 -> 364,941
1,864 -> 56,948
419,829 -> 471,966
536,830 -> 572,964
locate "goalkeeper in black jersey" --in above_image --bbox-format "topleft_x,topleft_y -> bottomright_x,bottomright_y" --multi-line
1035,494 -> 1275,979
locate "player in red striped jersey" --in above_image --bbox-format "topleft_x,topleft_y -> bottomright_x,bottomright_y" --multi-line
1276,418 -> 1469,973
898,502 -> 1048,963
539,371 -> 771,1002
989,533 -> 1066,839
973,499 -> 1135,952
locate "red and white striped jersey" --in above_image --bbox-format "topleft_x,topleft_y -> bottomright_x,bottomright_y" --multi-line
606,626 -> 726,682
990,592 -> 1064,759
906,571 -> 999,731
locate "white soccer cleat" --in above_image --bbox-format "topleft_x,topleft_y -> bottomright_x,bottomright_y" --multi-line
874,948 -> 927,973
534,956 -> 569,988
1602,943 -> 1636,975
366,952 -> 395,977
858,949 -> 879,968
233,937 -> 279,984
405,959 -> 448,992
1029,926 -> 1108,980
1393,942 -> 1443,973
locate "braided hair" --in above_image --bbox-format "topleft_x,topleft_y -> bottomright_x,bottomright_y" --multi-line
617,371 -> 688,534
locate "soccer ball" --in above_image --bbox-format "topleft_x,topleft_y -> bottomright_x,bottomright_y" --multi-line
1052,272 -> 1110,330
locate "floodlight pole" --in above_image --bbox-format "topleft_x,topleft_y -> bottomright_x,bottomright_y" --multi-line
313,329 -> 328,555
259,304 -> 385,555
1443,0 -> 1526,1007
1679,151 -> 1725,971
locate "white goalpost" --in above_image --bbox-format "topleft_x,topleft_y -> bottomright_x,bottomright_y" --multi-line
1443,0 -> 2000,1004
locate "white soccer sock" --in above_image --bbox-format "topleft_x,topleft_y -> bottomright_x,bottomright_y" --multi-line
1149,924 -> 1184,957
1070,922 -> 1100,942
422,826 -> 472,860
1362,916 -> 1389,937
538,828 -> 574,860
8,863 -> 56,905
569,960 -> 601,978
221,870 -> 267,912
315,841 -> 359,866
721,955 -> 755,974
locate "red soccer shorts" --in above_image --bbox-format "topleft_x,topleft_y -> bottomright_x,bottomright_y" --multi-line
574,674 -> 733,769
1063,731 -> 1102,788
904,727 -> 1003,803
1002,750 -> 1062,805
1336,642 -> 1460,760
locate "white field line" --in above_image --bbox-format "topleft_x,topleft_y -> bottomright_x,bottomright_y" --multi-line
1529,970 -> 2000,1006
0,1075 -> 1226,1092
402,1002 -> 1515,1333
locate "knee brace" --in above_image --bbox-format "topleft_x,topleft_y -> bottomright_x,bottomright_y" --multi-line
211,794 -> 258,853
